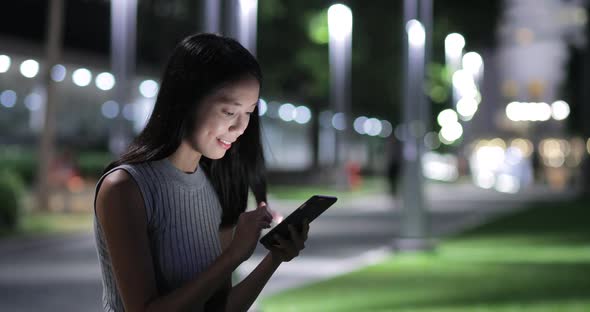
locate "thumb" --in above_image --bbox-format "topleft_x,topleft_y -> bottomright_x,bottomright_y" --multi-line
257,201 -> 273,220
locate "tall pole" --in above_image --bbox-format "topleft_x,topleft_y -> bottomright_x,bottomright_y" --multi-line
37,0 -> 65,211
227,0 -> 258,56
419,0 -> 432,137
328,3 -> 353,188
397,0 -> 430,250
203,0 -> 221,33
110,0 -> 137,156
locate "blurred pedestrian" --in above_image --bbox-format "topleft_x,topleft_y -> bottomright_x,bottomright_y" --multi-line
387,138 -> 402,198
94,33 -> 309,312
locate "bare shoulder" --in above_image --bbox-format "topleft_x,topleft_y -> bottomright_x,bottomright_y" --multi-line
96,169 -> 145,225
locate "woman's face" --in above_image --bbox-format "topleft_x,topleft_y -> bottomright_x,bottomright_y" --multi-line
189,76 -> 260,159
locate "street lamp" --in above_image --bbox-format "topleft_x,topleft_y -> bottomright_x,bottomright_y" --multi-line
462,51 -> 484,84
445,33 -> 465,111
445,33 -> 465,74
203,0 -> 221,33
110,0 -> 137,155
399,17 -> 430,248
237,0 -> 258,55
327,3 -> 353,179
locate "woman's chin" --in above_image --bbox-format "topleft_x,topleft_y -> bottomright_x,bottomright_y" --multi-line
204,150 -> 227,160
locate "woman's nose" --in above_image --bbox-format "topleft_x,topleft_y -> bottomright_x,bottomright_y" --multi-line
230,115 -> 248,134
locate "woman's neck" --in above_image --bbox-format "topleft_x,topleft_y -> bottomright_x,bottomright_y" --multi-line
167,142 -> 202,174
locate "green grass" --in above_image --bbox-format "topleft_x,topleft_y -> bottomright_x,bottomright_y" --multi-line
261,197 -> 590,312
268,176 -> 389,201
0,212 -> 94,239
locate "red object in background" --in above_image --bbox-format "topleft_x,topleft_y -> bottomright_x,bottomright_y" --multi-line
346,161 -> 362,190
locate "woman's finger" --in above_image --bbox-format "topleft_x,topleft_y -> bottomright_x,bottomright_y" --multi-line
288,225 -> 305,250
302,219 -> 310,241
274,234 -> 295,251
258,202 -> 273,221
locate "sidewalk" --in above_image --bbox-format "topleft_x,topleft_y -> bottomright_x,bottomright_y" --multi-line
239,182 -> 578,300
0,182 -> 578,312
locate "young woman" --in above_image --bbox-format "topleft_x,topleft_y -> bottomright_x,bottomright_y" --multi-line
94,33 -> 309,312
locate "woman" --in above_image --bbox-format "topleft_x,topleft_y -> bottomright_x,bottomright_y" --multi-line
94,33 -> 309,311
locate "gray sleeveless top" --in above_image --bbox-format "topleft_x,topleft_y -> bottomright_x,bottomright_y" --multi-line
93,158 -> 224,311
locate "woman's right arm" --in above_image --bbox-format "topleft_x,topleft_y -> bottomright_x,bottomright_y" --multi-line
96,170 -> 243,312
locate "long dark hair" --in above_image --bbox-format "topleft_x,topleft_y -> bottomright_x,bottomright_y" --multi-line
104,33 -> 267,228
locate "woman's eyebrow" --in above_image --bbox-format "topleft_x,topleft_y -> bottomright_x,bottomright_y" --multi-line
221,97 -> 258,108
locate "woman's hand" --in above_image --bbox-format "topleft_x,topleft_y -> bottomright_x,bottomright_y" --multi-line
269,219 -> 310,263
229,202 -> 273,263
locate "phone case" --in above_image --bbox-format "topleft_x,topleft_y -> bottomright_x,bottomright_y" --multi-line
259,195 -> 337,250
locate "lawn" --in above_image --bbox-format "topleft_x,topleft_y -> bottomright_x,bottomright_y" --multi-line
268,176 -> 390,201
261,197 -> 590,311
0,212 -> 94,238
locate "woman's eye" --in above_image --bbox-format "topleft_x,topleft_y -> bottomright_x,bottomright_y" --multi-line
223,111 -> 235,116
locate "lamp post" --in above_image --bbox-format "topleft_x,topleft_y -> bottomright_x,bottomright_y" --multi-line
327,3 -> 353,186
203,0 -> 221,33
397,0 -> 432,251
237,0 -> 258,55
37,0 -> 64,211
110,0 -> 137,156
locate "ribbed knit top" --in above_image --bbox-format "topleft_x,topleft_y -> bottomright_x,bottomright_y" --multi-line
93,158 -> 224,311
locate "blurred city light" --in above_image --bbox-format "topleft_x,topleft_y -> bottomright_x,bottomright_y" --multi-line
506,101 -> 552,122
406,19 -> 425,47
495,173 -> 520,193
122,103 -> 134,121
439,121 -> 463,143
101,101 -> 119,119
551,100 -> 570,120
24,93 -> 42,111
489,137 -> 507,149
445,33 -> 465,57
327,4 -> 353,40
258,98 -> 267,116
510,138 -> 533,157
294,105 -> 312,124
452,69 -> 477,98
72,68 -> 92,87
0,55 -> 11,73
540,138 -> 568,168
50,64 -> 66,82
462,51 -> 484,79
424,131 -> 441,150
0,90 -> 17,108
437,109 -> 458,127
354,116 -> 368,134
445,33 -> 465,72
456,97 -> 479,120
20,59 -> 39,78
331,112 -> 346,130
379,120 -> 393,138
422,151 -> 459,182
95,72 -> 116,91
278,103 -> 296,122
470,138 -> 533,193
139,79 -> 158,98
363,118 -> 382,136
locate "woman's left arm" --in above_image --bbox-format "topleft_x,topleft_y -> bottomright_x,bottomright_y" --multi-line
221,219 -> 310,312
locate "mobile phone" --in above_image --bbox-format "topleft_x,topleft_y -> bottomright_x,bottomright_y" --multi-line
259,195 -> 337,250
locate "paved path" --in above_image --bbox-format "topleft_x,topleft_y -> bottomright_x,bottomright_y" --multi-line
0,183 -> 576,311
